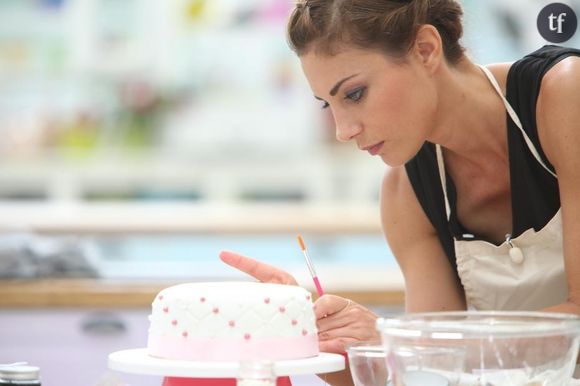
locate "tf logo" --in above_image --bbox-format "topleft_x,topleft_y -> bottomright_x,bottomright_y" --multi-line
537,2 -> 578,43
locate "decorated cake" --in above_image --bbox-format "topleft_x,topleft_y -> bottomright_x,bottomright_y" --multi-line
147,281 -> 319,361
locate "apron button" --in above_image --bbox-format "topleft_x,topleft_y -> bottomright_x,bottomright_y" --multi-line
509,247 -> 524,264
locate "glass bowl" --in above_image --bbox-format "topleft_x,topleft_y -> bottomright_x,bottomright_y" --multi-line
346,341 -> 388,386
377,311 -> 580,386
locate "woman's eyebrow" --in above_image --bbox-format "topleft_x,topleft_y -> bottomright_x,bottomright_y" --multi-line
329,74 -> 359,96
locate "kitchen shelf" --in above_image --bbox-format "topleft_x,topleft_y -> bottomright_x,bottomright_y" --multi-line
0,145 -> 386,206
0,201 -> 382,234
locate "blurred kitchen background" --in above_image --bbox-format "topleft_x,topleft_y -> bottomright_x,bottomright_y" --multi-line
0,0 -> 578,385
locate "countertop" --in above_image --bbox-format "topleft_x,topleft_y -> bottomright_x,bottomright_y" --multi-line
0,279 -> 405,308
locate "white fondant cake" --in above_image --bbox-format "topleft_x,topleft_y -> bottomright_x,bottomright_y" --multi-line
147,281 -> 319,361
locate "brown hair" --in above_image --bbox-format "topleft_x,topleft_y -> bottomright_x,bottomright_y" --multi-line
287,0 -> 465,64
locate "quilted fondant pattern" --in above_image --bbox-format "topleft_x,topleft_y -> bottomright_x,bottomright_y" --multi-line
149,282 -> 317,339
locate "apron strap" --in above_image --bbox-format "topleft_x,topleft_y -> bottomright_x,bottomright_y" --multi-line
436,144 -> 452,220
436,64 -> 558,221
477,65 -> 557,178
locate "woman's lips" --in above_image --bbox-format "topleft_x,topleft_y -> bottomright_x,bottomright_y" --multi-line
365,141 -> 384,156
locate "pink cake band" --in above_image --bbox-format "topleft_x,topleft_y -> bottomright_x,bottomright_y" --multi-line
148,334 -> 319,361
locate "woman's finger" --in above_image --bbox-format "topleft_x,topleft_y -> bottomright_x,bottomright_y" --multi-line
219,250 -> 298,285
319,337 -> 358,354
318,325 -> 361,342
314,294 -> 352,319
317,306 -> 356,333
318,324 -> 379,342
317,315 -> 351,334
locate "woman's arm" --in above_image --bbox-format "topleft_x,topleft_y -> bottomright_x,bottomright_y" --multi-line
380,166 -> 467,313
536,56 -> 580,317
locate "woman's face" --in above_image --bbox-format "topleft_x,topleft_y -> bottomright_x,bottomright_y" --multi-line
300,46 -> 438,166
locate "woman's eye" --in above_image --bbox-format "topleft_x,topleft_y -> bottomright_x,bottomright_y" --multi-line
321,101 -> 330,109
345,87 -> 365,102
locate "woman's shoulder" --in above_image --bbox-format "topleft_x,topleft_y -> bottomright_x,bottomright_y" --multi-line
380,166 -> 423,221
380,166 -> 408,203
535,53 -> 580,126
506,45 -> 580,88
538,55 -> 580,116
541,55 -> 580,89
535,56 -> 580,170
380,166 -> 440,252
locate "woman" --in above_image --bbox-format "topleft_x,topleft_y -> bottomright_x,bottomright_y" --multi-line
220,0 -> 580,385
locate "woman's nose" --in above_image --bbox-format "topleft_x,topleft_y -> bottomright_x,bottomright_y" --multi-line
335,120 -> 362,142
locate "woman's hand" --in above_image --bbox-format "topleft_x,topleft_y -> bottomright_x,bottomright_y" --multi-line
220,250 -> 380,353
220,251 -> 362,386
219,250 -> 298,285
314,294 -> 380,353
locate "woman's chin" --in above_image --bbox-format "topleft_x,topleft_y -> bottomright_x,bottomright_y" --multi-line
379,143 -> 426,167
379,153 -> 406,167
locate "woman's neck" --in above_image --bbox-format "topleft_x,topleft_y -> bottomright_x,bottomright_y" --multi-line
428,58 -> 510,167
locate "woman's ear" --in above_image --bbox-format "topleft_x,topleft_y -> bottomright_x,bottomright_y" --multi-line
413,24 -> 443,74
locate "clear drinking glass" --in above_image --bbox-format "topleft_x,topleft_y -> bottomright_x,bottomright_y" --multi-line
346,341 -> 389,386
377,311 -> 580,386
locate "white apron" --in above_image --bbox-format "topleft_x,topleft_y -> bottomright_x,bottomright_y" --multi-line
435,65 -> 579,379
435,65 -> 567,312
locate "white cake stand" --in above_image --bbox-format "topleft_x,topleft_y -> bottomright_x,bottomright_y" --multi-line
108,348 -> 345,378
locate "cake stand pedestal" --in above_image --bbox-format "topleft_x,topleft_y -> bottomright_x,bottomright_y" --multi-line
108,349 -> 345,378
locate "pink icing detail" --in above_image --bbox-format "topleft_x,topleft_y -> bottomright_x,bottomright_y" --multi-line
228,320 -> 236,327
306,295 -> 311,300
182,331 -> 188,338
264,297 -> 270,304
279,306 -> 286,313
171,319 -> 178,326
302,329 -> 307,336
158,295 -> 164,301
244,333 -> 251,340
200,297 -> 206,303
291,319 -> 298,326
148,334 -> 319,361
212,307 -> 219,314
163,307 -> 169,313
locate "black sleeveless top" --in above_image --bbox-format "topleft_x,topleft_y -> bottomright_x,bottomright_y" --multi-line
405,45 -> 580,276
